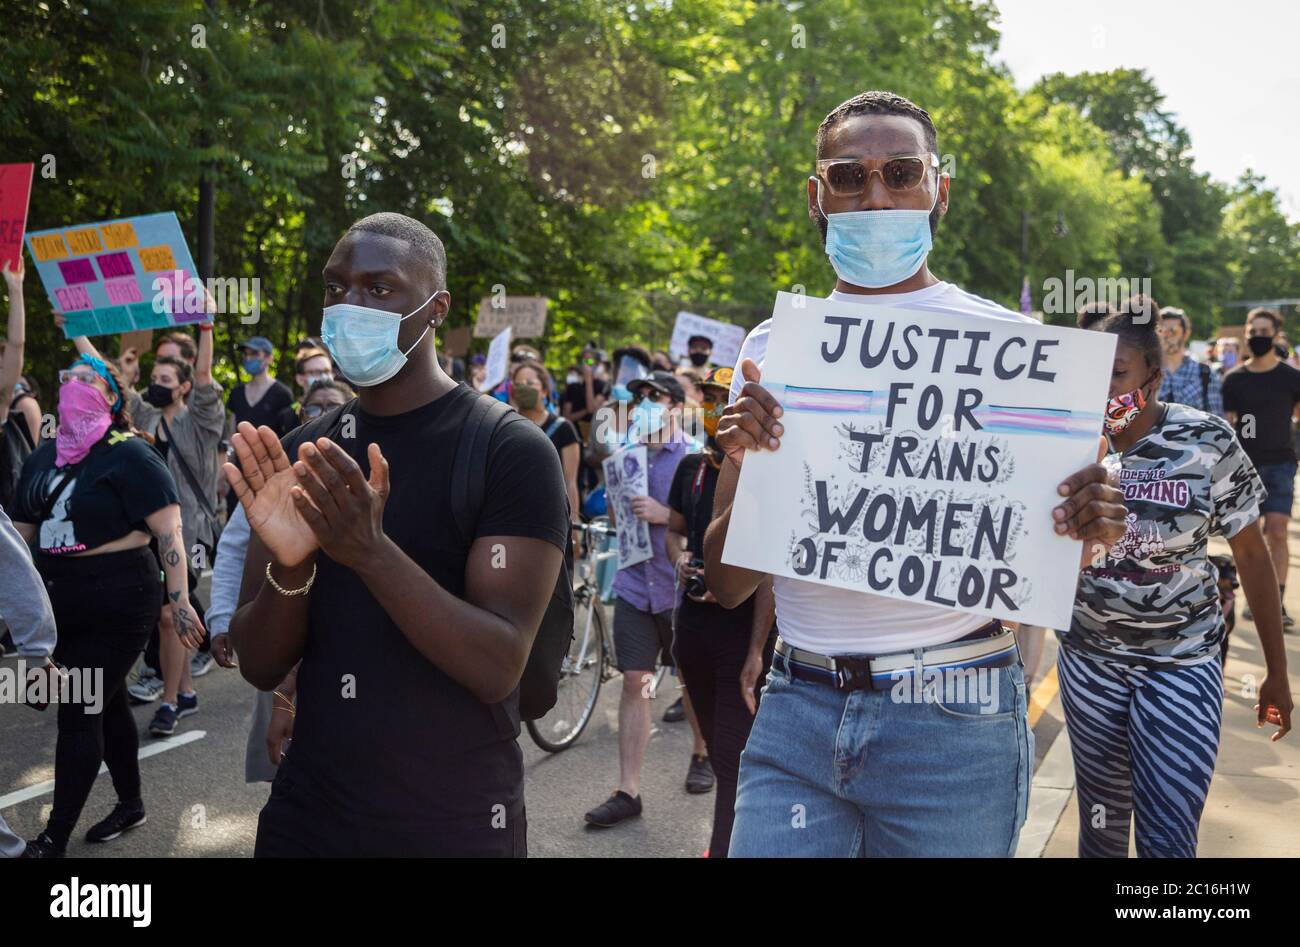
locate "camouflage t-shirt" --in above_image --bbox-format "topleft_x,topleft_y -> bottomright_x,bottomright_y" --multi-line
1064,403 -> 1263,667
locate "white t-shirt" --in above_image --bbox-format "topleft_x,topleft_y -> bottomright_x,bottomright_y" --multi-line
729,282 -> 1035,655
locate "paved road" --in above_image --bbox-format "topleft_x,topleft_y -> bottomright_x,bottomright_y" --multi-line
0,607 -> 716,858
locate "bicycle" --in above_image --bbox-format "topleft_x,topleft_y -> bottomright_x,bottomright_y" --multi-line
526,517 -> 669,753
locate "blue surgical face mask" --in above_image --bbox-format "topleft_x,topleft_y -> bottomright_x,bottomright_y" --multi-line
242,357 -> 267,376
321,293 -> 438,388
630,399 -> 667,440
817,178 -> 940,289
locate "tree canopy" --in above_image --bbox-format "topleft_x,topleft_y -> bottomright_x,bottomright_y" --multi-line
3,0 -> 1296,389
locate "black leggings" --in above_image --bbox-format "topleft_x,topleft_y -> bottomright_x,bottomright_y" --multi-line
672,619 -> 774,858
38,547 -> 161,847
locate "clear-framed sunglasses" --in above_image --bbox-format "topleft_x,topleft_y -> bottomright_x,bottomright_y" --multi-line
58,366 -> 101,386
815,152 -> 939,197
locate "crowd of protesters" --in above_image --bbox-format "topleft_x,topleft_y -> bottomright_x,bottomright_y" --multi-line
0,90 -> 1293,860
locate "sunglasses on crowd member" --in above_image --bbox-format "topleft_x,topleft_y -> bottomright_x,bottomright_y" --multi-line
302,403 -> 328,419
632,388 -> 670,405
815,152 -> 939,198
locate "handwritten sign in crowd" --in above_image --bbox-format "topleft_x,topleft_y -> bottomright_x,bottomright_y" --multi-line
475,295 -> 547,338
723,292 -> 1115,630
603,444 -> 653,569
478,325 -> 513,392
24,212 -> 203,339
669,311 -> 746,369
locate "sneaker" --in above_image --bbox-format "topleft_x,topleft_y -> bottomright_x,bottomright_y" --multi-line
127,668 -> 164,704
177,691 -> 199,719
20,832 -> 65,858
685,753 -> 715,794
149,703 -> 178,737
1285,608 -> 1296,630
190,651 -> 215,678
663,696 -> 686,723
584,790 -> 643,828
1243,606 -> 1254,621
85,802 -> 147,843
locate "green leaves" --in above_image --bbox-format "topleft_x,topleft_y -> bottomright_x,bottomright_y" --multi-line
4,0 -> 1295,394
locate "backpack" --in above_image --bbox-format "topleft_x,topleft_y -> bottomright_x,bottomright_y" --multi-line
318,392 -> 574,721
0,412 -> 35,511
451,394 -> 574,721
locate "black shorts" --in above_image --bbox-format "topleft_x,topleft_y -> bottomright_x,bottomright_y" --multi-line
613,599 -> 674,671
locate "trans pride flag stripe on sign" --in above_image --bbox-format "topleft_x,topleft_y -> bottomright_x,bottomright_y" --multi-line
768,384 -> 1100,439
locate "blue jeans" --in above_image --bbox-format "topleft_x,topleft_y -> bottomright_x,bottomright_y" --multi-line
729,651 -> 1033,857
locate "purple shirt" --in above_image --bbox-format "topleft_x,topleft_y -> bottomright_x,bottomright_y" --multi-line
613,435 -> 690,615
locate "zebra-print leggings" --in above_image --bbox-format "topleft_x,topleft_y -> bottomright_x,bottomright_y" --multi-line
1057,643 -> 1223,858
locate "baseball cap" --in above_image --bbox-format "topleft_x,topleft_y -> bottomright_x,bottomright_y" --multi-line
240,336 -> 274,355
700,366 -> 733,395
627,370 -> 686,403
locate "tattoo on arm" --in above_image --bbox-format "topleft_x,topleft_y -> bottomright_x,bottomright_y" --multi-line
169,591 -> 181,603
174,606 -> 198,640
159,530 -> 181,568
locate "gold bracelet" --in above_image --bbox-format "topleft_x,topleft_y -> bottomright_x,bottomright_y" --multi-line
265,561 -> 316,596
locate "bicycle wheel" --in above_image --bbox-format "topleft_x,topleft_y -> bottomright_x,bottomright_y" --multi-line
526,584 -> 607,753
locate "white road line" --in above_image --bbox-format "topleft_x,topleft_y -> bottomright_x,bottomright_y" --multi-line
0,730 -> 206,811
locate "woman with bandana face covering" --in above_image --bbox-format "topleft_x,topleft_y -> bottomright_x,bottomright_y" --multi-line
10,355 -> 201,857
1062,297 -> 1292,858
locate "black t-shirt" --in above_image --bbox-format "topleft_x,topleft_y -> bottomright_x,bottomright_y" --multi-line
275,402 -> 301,437
274,384 -> 569,831
228,380 -> 294,437
11,432 -> 179,555
541,412 -> 579,455
560,378 -> 609,422
1221,362 -> 1300,465
667,450 -> 755,634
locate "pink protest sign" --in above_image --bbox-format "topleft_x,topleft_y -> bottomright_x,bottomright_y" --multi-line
96,251 -> 135,279
0,163 -> 34,272
54,285 -> 92,312
103,278 -> 144,305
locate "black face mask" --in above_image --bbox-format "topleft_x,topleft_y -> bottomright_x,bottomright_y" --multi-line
1248,336 -> 1275,357
144,383 -> 176,408
688,351 -> 710,367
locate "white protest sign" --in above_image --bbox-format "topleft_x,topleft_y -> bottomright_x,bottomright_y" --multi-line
478,325 -> 513,392
602,445 -> 653,569
669,311 -> 747,369
722,292 -> 1116,630
474,295 -> 547,338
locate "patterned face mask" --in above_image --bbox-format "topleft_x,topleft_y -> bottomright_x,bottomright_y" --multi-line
1104,371 -> 1156,435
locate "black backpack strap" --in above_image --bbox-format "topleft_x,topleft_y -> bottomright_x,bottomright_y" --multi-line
451,394 -> 522,548
158,415 -> 217,520
1199,361 -> 1211,411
